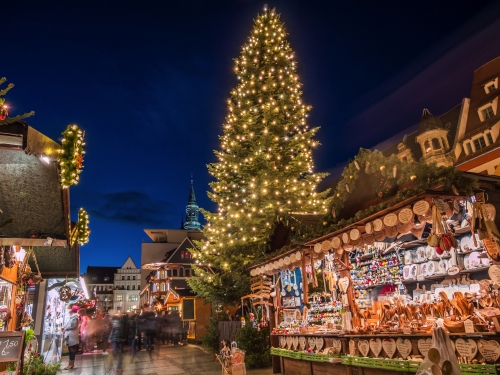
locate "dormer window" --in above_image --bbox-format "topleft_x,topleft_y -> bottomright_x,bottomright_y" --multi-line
481,106 -> 495,120
465,142 -> 473,155
484,78 -> 498,94
487,132 -> 494,144
478,97 -> 498,121
473,136 -> 487,151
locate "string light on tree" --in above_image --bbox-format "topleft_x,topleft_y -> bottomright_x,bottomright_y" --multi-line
188,6 -> 332,306
58,124 -> 86,188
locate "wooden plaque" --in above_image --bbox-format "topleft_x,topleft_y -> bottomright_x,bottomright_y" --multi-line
350,228 -> 361,241
373,218 -> 383,232
342,232 -> 350,244
413,200 -> 430,215
365,222 -> 373,234
383,213 -> 399,227
398,208 -> 413,224
331,237 -> 341,249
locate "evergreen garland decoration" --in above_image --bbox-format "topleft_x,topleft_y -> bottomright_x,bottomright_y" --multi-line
77,208 -> 90,245
58,124 -> 85,188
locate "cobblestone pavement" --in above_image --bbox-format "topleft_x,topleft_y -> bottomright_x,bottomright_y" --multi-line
56,344 -> 274,375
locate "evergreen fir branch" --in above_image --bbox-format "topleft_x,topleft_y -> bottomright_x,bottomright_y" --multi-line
0,111 -> 35,126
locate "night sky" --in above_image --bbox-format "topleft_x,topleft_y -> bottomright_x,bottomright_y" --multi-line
3,0 -> 500,272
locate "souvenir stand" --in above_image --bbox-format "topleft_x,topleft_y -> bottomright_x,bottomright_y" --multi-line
265,175 -> 500,375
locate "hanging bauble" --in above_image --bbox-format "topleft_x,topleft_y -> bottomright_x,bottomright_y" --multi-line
59,285 -> 72,302
410,175 -> 417,181
380,165 -> 386,171
345,184 -> 350,193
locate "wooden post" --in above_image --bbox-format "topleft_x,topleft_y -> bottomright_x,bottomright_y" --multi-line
340,250 -> 356,314
301,250 -> 308,304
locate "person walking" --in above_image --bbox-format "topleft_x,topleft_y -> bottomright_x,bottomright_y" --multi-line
170,311 -> 182,346
127,311 -> 140,360
63,308 -> 80,370
108,313 -> 126,374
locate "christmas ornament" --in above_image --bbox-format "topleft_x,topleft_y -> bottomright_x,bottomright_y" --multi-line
59,285 -> 72,302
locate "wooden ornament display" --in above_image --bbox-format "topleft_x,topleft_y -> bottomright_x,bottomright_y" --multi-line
358,340 -> 370,357
362,234 -> 375,245
382,338 -> 397,359
384,213 -> 399,227
314,243 -> 322,254
398,208 -> 413,224
396,338 -> 412,359
455,338 -> 477,361
413,200 -> 430,215
373,219 -> 384,232
295,251 -> 302,261
370,338 -> 382,357
292,336 -> 299,350
308,337 -> 316,350
331,237 -> 341,249
478,340 -> 500,363
374,230 -> 386,241
342,232 -> 350,244
321,240 -> 332,252
332,340 -> 342,354
315,337 -> 324,351
298,337 -> 306,350
280,336 -> 286,348
350,228 -> 361,241
418,338 -> 433,357
286,336 -> 292,349
385,226 -> 398,239
349,340 -> 356,356
488,265 -> 500,283
365,222 -> 373,234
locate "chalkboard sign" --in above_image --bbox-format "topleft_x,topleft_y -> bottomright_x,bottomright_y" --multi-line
0,331 -> 25,373
182,298 -> 195,320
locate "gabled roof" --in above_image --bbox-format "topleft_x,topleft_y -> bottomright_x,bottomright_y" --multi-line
120,256 -> 138,269
164,237 -> 196,264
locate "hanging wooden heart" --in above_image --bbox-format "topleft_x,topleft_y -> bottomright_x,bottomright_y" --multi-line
298,337 -> 306,350
383,338 -> 397,359
349,340 -> 356,356
455,338 -> 477,361
292,336 -> 299,350
370,338 -> 382,357
358,340 -> 370,357
308,337 -> 316,350
332,339 -> 342,354
280,336 -> 286,348
478,340 -> 500,363
396,338 -> 412,359
315,337 -> 324,351
286,336 -> 293,349
418,338 -> 433,358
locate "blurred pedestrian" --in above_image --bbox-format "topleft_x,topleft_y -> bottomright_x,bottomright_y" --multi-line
63,308 -> 79,370
170,311 -> 182,346
108,312 -> 126,373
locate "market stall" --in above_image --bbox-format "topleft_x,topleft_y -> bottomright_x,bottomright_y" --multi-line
251,181 -> 500,375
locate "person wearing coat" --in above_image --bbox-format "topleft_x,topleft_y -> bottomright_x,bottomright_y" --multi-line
63,309 -> 80,370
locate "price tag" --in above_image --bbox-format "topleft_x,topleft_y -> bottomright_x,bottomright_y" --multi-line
403,327 -> 411,335
464,319 -> 474,334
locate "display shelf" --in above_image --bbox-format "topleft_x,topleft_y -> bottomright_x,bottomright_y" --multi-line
460,266 -> 490,274
457,249 -> 486,256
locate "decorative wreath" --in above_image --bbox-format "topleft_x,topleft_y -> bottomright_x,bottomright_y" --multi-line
0,307 -> 12,323
58,124 -> 85,189
59,285 -> 72,302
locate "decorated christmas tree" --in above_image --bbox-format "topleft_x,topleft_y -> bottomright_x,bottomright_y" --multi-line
0,77 -> 34,125
188,7 -> 331,306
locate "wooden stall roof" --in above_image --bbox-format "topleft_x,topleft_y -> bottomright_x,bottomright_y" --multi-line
248,247 -> 299,270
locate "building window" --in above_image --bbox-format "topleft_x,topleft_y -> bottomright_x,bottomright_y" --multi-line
487,84 -> 497,93
465,142 -> 473,154
128,295 -> 138,302
133,276 -> 135,280
104,277 -> 109,282
179,268 -> 184,277
167,270 -> 172,277
92,277 -> 97,281
487,132 -> 494,144
116,295 -> 123,302
132,285 -> 136,290
127,285 -> 130,290
432,138 -> 441,150
122,276 -> 124,280
185,269 -> 191,277
172,269 -> 178,277
424,140 -> 431,153
481,106 -> 495,120
127,276 -> 130,280
474,136 -> 487,151
484,78 -> 499,94
160,282 -> 166,292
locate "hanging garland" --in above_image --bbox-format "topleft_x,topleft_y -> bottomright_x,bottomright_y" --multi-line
77,208 -> 90,245
58,124 -> 85,188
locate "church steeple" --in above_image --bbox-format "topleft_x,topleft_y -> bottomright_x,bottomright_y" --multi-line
183,176 -> 201,230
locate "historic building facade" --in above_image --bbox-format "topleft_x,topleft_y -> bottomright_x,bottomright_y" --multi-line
83,266 -> 119,312
113,256 -> 141,312
382,56 -> 500,175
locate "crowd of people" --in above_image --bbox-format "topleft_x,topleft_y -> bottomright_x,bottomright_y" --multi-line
62,305 -> 186,371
